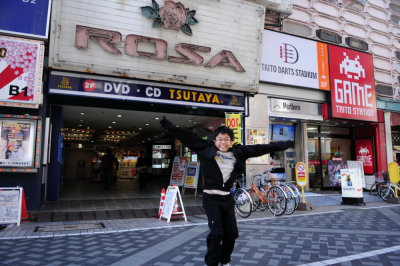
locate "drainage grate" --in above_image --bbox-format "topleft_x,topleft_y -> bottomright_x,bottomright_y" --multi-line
34,222 -> 105,232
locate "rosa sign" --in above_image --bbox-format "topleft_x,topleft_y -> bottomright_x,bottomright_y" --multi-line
329,46 -> 377,122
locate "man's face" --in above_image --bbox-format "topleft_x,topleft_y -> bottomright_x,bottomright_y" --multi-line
214,133 -> 232,152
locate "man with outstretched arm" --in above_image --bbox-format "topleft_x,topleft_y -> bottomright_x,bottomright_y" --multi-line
160,117 -> 293,266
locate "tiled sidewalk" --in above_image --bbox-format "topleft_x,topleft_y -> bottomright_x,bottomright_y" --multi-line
0,192 -> 387,240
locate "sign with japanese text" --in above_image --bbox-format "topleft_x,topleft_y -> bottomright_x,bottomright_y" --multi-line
170,156 -> 188,186
225,113 -> 242,145
329,45 -> 377,122
184,161 -> 200,189
0,187 -> 22,226
295,162 -> 307,187
0,0 -> 52,39
49,71 -> 245,111
355,139 -> 374,174
0,35 -> 44,108
260,30 -> 330,90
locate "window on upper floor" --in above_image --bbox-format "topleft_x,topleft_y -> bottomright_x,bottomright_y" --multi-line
343,0 -> 365,12
390,3 -> 400,15
316,29 -> 342,44
392,15 -> 400,25
395,51 -> 400,60
282,21 -> 312,37
345,37 -> 368,51
376,84 -> 393,97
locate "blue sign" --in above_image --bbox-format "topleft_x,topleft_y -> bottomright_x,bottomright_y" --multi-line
0,0 -> 52,39
48,72 -> 245,111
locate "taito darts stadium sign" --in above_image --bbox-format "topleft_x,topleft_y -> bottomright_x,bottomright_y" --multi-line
329,45 -> 377,122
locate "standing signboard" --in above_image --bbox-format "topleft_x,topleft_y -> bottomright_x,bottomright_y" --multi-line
170,156 -> 188,186
0,0 -> 52,39
0,187 -> 22,226
340,168 -> 364,205
0,35 -> 44,108
260,30 -> 330,91
328,45 -> 377,122
160,185 -> 187,223
295,162 -> 307,203
184,161 -> 200,189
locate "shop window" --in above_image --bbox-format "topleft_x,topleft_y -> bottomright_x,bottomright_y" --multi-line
320,126 -> 350,135
316,29 -> 342,44
345,37 -> 368,51
283,21 -> 312,37
391,15 -> 400,25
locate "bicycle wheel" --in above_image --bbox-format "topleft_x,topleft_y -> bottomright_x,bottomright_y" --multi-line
266,186 -> 287,216
233,188 -> 253,218
379,185 -> 394,201
282,185 -> 296,215
257,186 -> 268,211
250,189 -> 260,212
286,183 -> 301,210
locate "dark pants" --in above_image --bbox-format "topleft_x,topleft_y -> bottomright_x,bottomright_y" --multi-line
203,193 -> 238,266
103,170 -> 113,191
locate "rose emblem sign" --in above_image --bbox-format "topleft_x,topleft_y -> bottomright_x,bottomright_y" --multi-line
141,0 -> 198,35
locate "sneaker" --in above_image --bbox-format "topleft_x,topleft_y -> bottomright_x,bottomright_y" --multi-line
220,263 -> 231,266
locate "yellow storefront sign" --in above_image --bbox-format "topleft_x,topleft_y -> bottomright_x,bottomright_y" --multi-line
225,113 -> 242,145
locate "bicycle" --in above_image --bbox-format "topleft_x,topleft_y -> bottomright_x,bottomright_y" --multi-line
379,181 -> 400,201
232,175 -> 253,218
369,171 -> 389,196
249,169 -> 287,216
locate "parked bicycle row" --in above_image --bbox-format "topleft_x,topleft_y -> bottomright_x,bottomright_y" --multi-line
232,169 -> 302,218
368,171 -> 400,201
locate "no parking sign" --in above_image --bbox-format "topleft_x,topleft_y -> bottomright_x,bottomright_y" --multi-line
296,162 -> 308,203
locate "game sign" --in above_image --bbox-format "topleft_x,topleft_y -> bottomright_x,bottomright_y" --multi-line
329,45 -> 377,122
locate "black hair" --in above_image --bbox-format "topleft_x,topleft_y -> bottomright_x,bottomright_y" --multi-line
212,126 -> 234,141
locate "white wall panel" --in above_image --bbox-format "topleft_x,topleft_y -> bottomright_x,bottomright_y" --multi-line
291,7 -> 312,23
374,69 -> 392,83
367,6 -> 389,20
343,23 -> 367,38
373,57 -> 392,71
314,15 -> 341,30
370,31 -> 391,45
368,18 -> 389,32
49,0 -> 265,92
370,44 -> 392,58
367,0 -> 387,8
313,2 -> 340,17
342,10 -> 366,25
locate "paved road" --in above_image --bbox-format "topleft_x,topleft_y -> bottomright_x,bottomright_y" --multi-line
1,205 -> 400,265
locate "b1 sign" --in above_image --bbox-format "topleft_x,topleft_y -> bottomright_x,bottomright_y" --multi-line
0,35 -> 44,108
329,46 -> 377,122
0,0 -> 52,39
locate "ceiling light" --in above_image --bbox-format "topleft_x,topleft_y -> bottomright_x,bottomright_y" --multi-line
80,112 -> 85,115
112,121 -> 116,124
145,123 -> 150,126
139,128 -> 142,130
108,126 -> 112,129
155,117 -> 159,120
78,124 -> 82,127
117,114 -> 122,117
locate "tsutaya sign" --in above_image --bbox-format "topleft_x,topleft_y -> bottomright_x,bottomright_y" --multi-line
329,45 -> 377,122
49,0 -> 265,92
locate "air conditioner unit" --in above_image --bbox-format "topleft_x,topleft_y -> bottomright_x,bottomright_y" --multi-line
247,0 -> 293,15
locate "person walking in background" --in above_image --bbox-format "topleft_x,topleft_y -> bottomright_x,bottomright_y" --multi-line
160,117 -> 293,266
101,148 -> 117,191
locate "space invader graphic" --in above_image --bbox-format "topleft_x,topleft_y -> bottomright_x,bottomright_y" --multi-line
339,52 -> 365,80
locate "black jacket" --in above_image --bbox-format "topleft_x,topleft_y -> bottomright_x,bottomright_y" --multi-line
161,118 -> 293,192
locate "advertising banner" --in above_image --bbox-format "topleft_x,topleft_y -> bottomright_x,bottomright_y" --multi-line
49,71 -> 245,111
260,30 -> 330,90
0,119 -> 36,168
246,128 -> 268,163
225,113 -> 242,145
340,168 -> 363,198
0,0 -> 52,39
184,161 -> 200,189
49,0 -> 264,92
0,35 -> 44,108
170,156 -> 188,186
328,160 -> 348,187
355,139 -> 374,174
329,45 -> 377,122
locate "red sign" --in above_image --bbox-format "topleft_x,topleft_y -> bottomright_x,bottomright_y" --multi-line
329,46 -> 377,122
355,138 -> 374,174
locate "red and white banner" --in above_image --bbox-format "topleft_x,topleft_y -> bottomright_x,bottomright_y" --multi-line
329,45 -> 377,122
355,138 -> 374,174
0,35 -> 44,108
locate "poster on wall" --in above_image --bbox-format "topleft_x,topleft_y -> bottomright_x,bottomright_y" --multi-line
0,119 -> 36,168
355,139 -> 374,174
328,160 -> 348,187
0,35 -> 44,108
170,156 -> 188,186
246,128 -> 268,163
184,161 -> 200,189
225,113 -> 242,145
329,45 -> 377,122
